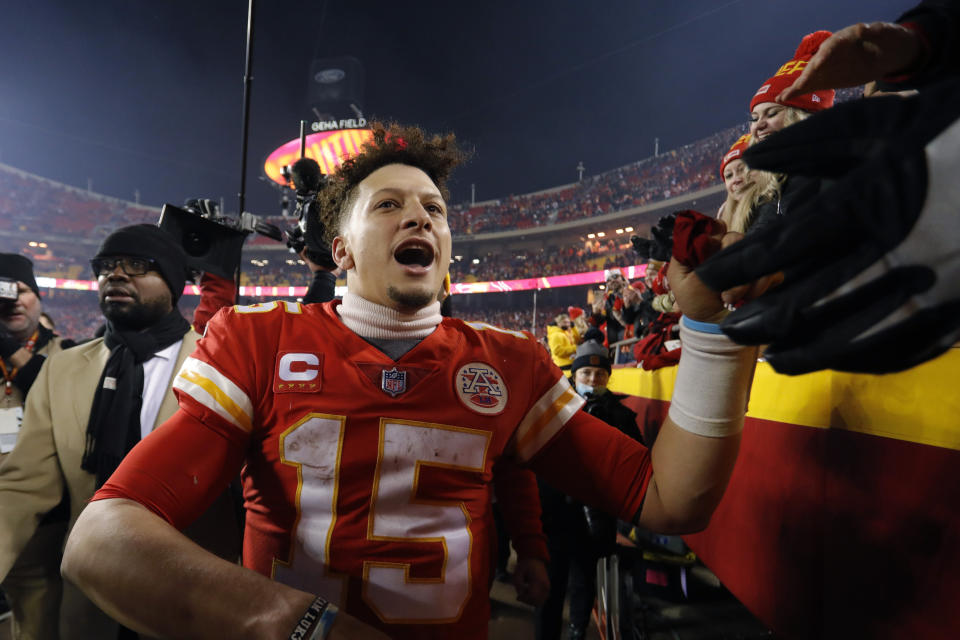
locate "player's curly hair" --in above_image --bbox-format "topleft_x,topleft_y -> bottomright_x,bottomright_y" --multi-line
317,122 -> 468,244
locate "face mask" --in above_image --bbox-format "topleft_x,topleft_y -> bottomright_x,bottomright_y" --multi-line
575,383 -> 606,397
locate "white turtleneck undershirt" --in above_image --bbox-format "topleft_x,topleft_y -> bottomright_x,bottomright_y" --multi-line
336,292 -> 443,359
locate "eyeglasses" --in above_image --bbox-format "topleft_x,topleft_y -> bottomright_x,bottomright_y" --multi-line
91,257 -> 160,278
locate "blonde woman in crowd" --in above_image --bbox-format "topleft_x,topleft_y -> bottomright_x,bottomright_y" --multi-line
717,134 -> 759,233
742,31 -> 837,234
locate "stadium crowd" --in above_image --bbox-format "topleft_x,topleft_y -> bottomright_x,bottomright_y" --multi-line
446,125 -> 736,235
0,166 -> 156,239
448,243 -> 636,283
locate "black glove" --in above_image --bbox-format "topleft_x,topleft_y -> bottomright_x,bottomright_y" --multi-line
0,326 -> 21,360
696,79 -> 960,375
630,213 -> 675,263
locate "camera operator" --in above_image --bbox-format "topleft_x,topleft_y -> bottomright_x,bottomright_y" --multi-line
0,253 -> 74,640
0,255 -> 73,418
299,247 -> 338,304
287,158 -> 339,304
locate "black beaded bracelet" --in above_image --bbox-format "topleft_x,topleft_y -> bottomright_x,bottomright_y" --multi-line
288,595 -> 330,640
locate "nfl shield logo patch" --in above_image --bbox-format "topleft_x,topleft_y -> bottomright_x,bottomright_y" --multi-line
381,367 -> 407,397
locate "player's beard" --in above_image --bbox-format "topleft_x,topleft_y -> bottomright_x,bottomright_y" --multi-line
387,284 -> 435,312
100,292 -> 173,331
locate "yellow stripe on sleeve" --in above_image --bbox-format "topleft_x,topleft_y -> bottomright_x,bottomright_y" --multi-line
514,377 -> 585,461
172,357 -> 254,432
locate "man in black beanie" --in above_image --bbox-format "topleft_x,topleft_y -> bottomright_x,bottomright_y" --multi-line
0,225 -> 241,640
0,253 -> 70,423
0,252 -> 74,640
537,339 -> 643,640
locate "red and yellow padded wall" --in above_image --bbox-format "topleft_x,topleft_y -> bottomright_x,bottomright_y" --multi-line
610,348 -> 960,640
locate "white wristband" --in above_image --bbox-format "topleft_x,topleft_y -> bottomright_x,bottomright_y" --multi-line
667,316 -> 759,438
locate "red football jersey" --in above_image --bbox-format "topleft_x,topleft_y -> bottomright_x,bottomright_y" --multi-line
97,300 -> 652,639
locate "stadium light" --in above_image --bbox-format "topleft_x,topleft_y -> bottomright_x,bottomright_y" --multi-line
615,228 -> 624,234
28,242 -> 37,247
625,227 -> 634,232
597,232 -> 606,238
587,233 -> 596,239
472,258 -> 480,264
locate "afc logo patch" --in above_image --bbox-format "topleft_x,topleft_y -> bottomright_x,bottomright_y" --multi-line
455,362 -> 508,415
274,352 -> 323,393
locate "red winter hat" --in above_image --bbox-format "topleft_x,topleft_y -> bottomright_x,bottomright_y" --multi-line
567,306 -> 584,320
750,31 -> 835,114
720,133 -> 751,177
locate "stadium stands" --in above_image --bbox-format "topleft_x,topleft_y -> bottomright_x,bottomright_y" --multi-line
0,85 -> 866,341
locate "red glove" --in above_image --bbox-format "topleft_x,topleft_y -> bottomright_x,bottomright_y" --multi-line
672,210 -> 726,268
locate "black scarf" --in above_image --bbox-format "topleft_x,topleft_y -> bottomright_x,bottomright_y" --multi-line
81,309 -> 191,488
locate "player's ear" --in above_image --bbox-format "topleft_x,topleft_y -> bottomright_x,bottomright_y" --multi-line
332,235 -> 355,271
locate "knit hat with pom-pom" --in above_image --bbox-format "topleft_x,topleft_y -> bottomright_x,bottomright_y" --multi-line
750,31 -> 835,113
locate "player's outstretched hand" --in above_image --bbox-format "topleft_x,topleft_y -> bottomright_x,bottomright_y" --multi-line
778,21 -> 924,101
697,80 -> 960,374
513,556 -> 550,607
667,211 -> 777,324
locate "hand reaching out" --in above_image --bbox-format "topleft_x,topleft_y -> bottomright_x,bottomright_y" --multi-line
779,22 -> 924,101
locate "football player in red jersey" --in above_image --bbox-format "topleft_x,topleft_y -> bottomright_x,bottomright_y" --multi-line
62,123 -> 765,640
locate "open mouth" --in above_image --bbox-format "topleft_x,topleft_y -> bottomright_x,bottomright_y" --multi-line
394,240 -> 435,269
103,287 -> 136,301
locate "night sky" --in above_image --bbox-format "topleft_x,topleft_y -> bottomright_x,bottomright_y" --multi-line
0,0 -> 911,219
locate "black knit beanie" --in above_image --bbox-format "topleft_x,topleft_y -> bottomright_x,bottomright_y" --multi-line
0,253 -> 40,296
93,225 -> 187,302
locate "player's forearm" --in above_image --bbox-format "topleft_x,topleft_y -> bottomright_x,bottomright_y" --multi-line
640,422 -> 741,533
62,498 -> 387,640
62,498 -> 306,639
638,318 -> 757,533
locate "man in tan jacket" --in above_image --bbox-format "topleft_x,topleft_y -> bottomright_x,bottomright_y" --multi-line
0,225 -> 240,639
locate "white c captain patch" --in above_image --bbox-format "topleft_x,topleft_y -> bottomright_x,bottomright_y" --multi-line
455,362 -> 508,415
